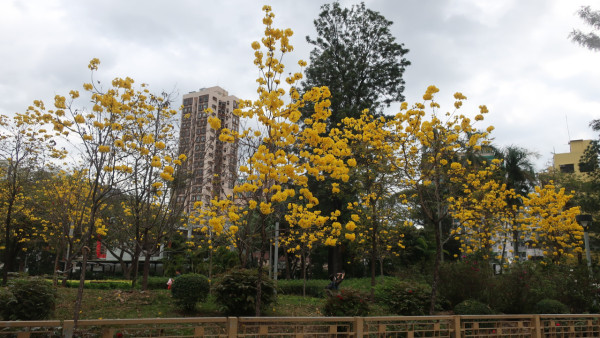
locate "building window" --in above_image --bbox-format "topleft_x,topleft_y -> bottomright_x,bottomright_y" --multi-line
559,164 -> 575,173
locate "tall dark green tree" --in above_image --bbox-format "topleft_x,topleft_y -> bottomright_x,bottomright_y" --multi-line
578,121 -> 600,221
303,1 -> 410,126
570,6 -> 600,51
301,2 -> 410,275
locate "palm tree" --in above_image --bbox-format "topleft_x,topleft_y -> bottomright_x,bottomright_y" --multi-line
495,146 -> 537,261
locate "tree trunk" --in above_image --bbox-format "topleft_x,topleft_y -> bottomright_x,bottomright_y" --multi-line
429,218 -> 443,314
370,237 -> 377,300
130,245 -> 141,288
255,220 -> 267,316
142,252 -> 151,291
370,209 -> 378,299
52,247 -> 61,286
285,250 -> 291,280
73,246 -> 90,325
3,191 -> 16,286
61,256 -> 73,287
513,230 -> 519,262
301,252 -> 307,297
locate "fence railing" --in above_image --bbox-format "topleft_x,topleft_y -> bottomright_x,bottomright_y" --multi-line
1,314 -> 600,337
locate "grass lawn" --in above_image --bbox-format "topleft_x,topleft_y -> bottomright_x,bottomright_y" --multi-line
52,282 -> 389,320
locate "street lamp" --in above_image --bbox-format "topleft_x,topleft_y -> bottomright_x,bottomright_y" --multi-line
576,214 -> 594,277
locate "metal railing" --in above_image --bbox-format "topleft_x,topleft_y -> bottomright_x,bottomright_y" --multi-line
1,314 -> 600,337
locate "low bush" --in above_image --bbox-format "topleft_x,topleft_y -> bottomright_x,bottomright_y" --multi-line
375,280 -> 433,315
7,278 -> 57,320
490,263 -> 538,314
454,299 -> 493,315
63,279 -> 132,289
214,269 -> 276,316
144,276 -> 171,290
438,258 -> 494,307
0,288 -> 16,320
277,279 -> 326,298
170,274 -> 210,311
534,299 -> 569,314
323,289 -> 370,316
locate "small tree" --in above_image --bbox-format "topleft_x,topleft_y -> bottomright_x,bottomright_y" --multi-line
195,6 -> 352,315
392,86 -> 493,313
519,183 -> 583,262
0,109 -> 56,285
45,59 -> 179,323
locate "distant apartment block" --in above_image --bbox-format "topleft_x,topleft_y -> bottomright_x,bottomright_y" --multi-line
177,86 -> 240,216
553,139 -> 592,175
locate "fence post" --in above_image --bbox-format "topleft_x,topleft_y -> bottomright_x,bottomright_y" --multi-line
453,315 -> 461,338
534,315 -> 542,338
354,317 -> 363,338
228,317 -> 238,338
63,320 -> 74,338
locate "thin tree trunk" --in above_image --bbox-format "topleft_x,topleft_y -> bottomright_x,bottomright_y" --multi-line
255,220 -> 267,316
130,245 -> 141,288
370,239 -> 377,299
285,250 -> 291,280
429,218 -> 443,314
52,247 -> 61,286
73,246 -> 90,325
513,230 -> 519,261
301,252 -> 306,297
142,253 -> 151,290
370,206 -> 378,299
3,191 -> 16,286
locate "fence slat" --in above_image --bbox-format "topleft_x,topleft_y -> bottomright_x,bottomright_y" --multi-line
354,316 -> 363,338
228,317 -> 238,338
453,315 -> 461,338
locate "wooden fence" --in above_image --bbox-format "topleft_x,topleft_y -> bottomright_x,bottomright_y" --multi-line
1,314 -> 600,337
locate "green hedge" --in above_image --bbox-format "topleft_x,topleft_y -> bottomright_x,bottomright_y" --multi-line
61,279 -> 132,289
56,276 -> 171,290
277,279 -> 327,298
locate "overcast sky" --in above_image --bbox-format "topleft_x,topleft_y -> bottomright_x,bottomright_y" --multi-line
1,0 -> 598,169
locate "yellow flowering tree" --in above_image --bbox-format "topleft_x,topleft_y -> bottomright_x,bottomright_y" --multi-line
194,6 -> 352,315
34,167 -> 94,286
108,91 -> 187,290
0,108 -> 57,285
519,183 -> 583,262
448,160 -> 519,264
392,86 -> 493,313
337,112 -> 407,297
44,58 -> 178,322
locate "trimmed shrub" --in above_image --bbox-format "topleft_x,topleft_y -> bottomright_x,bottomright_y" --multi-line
534,299 -> 569,314
64,279 -> 132,289
438,259 -> 494,307
170,273 -> 210,311
277,279 -> 326,298
490,263 -> 538,314
375,280 -> 433,315
214,269 -> 276,316
0,288 -> 16,320
8,278 -> 57,320
323,289 -> 370,316
144,276 -> 171,290
454,299 -> 493,315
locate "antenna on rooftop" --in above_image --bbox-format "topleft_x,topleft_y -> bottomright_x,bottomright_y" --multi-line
565,114 -> 572,144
